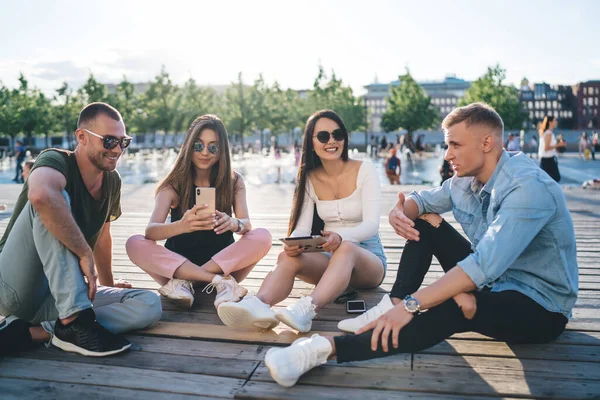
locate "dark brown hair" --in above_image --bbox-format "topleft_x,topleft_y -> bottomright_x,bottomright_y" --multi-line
156,115 -> 235,215
538,115 -> 556,137
77,102 -> 122,128
287,110 -> 349,236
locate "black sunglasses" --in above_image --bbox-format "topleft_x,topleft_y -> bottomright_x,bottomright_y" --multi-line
84,129 -> 132,150
193,142 -> 219,155
314,129 -> 345,144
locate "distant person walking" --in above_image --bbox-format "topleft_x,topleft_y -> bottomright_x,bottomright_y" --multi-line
384,148 -> 401,185
592,132 -> 598,160
529,135 -> 538,158
13,140 -> 25,183
579,132 -> 591,160
538,116 -> 565,182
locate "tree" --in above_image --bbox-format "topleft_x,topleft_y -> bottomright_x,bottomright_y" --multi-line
141,66 -> 179,146
10,74 -> 56,146
381,70 -> 439,140
173,78 -> 220,134
223,72 -> 254,149
79,73 -> 109,103
308,66 -> 365,132
108,77 -> 137,131
54,81 -> 84,149
459,65 -> 526,129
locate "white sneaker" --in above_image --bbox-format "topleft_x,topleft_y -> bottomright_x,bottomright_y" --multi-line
274,296 -> 316,333
202,275 -> 248,308
337,294 -> 394,333
158,279 -> 195,309
217,295 -> 279,330
265,334 -> 332,387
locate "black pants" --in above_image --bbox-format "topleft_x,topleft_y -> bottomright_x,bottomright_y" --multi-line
334,219 -> 568,363
540,156 -> 561,182
14,160 -> 23,182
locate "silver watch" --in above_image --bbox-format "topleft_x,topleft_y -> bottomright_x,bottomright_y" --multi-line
236,218 -> 244,233
403,295 -> 421,314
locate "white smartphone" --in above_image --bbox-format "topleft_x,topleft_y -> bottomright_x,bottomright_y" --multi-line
195,187 -> 216,216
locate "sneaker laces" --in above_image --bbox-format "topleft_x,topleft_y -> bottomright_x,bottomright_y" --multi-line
181,280 -> 195,294
202,277 -> 228,295
289,296 -> 316,317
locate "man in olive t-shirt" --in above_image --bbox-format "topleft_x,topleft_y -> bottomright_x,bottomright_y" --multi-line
0,103 -> 161,357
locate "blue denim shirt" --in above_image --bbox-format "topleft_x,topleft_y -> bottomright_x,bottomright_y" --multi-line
408,150 -> 578,318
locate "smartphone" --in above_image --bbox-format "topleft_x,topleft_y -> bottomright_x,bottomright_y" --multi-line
195,187 -> 216,216
346,300 -> 366,314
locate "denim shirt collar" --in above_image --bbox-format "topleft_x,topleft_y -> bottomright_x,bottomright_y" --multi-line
470,150 -> 511,198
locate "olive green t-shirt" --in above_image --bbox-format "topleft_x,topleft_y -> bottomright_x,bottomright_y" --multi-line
0,149 -> 122,253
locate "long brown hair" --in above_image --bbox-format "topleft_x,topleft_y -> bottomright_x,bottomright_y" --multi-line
538,115 -> 555,137
157,114 -> 235,215
287,110 -> 349,236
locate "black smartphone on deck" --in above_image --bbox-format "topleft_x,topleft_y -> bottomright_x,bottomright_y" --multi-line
346,300 -> 366,314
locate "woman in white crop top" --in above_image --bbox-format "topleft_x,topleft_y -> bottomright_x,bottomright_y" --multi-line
538,115 -> 564,182
218,110 -> 387,333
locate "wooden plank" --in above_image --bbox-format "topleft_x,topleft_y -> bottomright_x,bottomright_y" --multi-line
139,321 -> 342,345
0,377 -> 206,400
0,358 -> 244,398
18,346 -> 258,380
236,381 -> 499,400
249,362 -> 600,399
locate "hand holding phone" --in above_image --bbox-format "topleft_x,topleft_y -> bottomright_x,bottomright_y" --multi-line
180,205 -> 216,232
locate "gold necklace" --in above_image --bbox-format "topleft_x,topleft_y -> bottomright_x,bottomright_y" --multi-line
331,164 -> 346,200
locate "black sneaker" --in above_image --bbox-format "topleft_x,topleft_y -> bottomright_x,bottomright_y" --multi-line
51,308 -> 131,357
0,316 -> 34,356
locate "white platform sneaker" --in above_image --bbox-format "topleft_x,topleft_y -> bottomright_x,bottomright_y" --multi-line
265,334 -> 332,387
217,295 -> 279,330
337,294 -> 394,333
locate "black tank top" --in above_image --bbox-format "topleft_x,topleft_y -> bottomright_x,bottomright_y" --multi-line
164,188 -> 234,266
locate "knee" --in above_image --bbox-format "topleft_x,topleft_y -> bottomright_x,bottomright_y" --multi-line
418,213 -> 443,228
125,235 -> 146,260
133,291 -> 163,329
454,292 -> 477,320
276,251 -> 301,272
249,228 -> 272,253
331,241 -> 359,261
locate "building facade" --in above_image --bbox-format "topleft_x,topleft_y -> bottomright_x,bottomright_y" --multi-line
519,79 -> 577,129
575,80 -> 600,129
364,76 -> 471,133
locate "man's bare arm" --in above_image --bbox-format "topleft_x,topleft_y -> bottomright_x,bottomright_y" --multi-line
27,167 -> 91,258
94,222 -> 114,286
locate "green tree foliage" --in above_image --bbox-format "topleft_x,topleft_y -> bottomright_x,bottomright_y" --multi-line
308,66 -> 365,132
140,66 -> 180,146
223,72 -> 254,148
459,65 -> 526,129
54,81 -> 84,148
79,73 -> 109,103
381,70 -> 439,135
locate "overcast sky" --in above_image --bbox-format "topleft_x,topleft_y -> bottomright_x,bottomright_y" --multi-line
1,0 -> 598,95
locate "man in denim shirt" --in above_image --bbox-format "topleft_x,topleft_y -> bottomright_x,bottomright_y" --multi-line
262,103 -> 578,388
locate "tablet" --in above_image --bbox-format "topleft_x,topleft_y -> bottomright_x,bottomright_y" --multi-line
279,235 -> 327,252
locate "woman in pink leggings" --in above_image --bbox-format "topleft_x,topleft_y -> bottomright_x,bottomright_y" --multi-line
126,115 -> 272,309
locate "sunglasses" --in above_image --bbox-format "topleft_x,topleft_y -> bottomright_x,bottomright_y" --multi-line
84,129 -> 132,150
193,142 -> 219,155
314,129 -> 345,144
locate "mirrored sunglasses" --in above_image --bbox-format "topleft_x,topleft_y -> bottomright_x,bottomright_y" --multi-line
193,142 -> 219,154
315,129 -> 345,144
84,129 -> 132,150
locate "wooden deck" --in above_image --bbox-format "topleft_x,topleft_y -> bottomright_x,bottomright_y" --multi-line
1,183 -> 599,399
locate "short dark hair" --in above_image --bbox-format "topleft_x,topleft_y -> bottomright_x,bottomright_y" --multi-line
77,102 -> 122,128
442,102 -> 504,135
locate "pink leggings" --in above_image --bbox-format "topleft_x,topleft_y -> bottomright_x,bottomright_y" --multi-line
126,228 -> 272,286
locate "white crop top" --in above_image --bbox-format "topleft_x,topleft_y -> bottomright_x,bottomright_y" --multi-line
539,130 -> 558,158
290,161 -> 381,243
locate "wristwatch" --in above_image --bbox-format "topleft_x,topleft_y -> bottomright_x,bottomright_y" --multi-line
235,218 -> 245,233
403,295 -> 421,314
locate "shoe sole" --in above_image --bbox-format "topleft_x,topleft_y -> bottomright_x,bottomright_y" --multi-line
159,294 -> 194,309
51,336 -> 131,357
217,303 -> 278,331
274,310 -> 311,333
264,348 -> 298,387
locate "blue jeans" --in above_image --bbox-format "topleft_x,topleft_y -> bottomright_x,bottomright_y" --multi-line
0,191 -> 161,333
